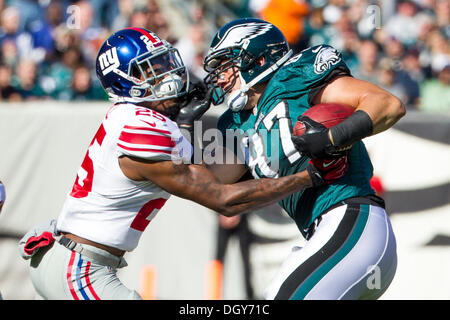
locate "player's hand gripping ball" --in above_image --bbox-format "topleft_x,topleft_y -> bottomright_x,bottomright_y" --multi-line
292,103 -> 354,159
293,103 -> 354,183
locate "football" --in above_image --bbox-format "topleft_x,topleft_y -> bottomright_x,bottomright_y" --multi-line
293,103 -> 354,136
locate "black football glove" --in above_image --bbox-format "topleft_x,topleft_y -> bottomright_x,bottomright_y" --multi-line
291,115 -> 348,159
175,84 -> 212,133
306,163 -> 325,187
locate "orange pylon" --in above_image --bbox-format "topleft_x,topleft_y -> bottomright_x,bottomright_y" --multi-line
140,265 -> 157,300
205,260 -> 223,300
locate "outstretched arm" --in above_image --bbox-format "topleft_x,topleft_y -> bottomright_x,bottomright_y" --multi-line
119,156 -> 318,217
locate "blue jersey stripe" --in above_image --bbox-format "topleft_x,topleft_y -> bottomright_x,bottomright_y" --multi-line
76,257 -> 90,300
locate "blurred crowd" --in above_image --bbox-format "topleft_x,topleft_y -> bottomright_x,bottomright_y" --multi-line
217,0 -> 450,113
0,0 -> 448,113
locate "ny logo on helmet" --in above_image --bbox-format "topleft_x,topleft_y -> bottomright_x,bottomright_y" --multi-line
98,47 -> 120,75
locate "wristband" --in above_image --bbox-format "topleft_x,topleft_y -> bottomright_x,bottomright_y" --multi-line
306,164 -> 324,187
329,110 -> 373,147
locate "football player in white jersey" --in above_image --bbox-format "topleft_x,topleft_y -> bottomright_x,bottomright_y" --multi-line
18,28 -> 348,300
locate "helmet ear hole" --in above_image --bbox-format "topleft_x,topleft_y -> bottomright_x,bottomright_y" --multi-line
240,51 -> 255,68
112,82 -> 123,92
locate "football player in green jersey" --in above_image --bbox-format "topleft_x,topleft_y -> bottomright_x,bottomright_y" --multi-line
202,18 -> 405,299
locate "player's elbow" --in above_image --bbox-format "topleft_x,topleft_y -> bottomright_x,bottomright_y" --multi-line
215,193 -> 247,217
215,201 -> 242,217
387,94 -> 406,122
370,92 -> 406,133
218,207 -> 241,217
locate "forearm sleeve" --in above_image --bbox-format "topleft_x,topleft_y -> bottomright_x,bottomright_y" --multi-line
329,110 -> 373,147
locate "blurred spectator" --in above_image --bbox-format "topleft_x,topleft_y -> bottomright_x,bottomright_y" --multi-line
0,0 -> 446,111
0,6 -> 33,60
145,0 -> 174,43
126,1 -> 174,43
403,49 -> 426,84
376,57 -> 409,106
7,0 -> 44,32
89,0 -> 119,29
419,64 -> 450,113
12,58 -> 45,100
111,0 -> 136,31
415,12 -> 437,52
384,0 -> 420,46
339,30 -> 360,71
175,22 -> 208,82
248,0 -> 271,17
72,0 -> 109,67
418,0 -> 438,15
379,36 -> 421,106
53,28 -> 82,54
39,47 -> 83,100
398,48 -> 423,106
1,38 -> 19,67
129,7 -> 149,29
426,28 -> 450,74
303,7 -> 327,46
259,0 -> 310,52
28,0 -> 64,64
319,4 -> 347,49
222,0 -> 254,17
0,63 -> 21,101
382,37 -> 405,67
435,0 -> 450,38
351,39 -> 380,84
69,65 -> 107,100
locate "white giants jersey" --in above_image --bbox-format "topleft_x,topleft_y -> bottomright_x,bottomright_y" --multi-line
56,103 -> 192,251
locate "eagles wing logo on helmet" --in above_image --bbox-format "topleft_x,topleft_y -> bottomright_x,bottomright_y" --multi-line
212,22 -> 273,51
313,46 -> 341,74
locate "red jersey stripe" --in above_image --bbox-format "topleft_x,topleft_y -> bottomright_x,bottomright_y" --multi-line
123,125 -> 171,135
119,131 -> 175,148
117,143 -> 173,154
67,251 -> 79,300
130,198 -> 168,232
85,262 -> 101,300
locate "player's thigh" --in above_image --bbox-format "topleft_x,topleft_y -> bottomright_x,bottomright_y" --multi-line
30,243 -> 141,300
264,204 -> 397,300
30,242 -> 74,299
264,204 -> 350,300
305,205 -> 397,300
338,207 -> 397,300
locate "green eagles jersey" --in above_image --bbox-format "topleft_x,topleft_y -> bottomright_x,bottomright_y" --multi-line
218,45 -> 375,236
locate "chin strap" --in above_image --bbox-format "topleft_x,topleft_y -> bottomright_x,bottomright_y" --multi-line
226,49 -> 294,112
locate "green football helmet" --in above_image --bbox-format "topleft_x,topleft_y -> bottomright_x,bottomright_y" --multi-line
204,18 -> 293,112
